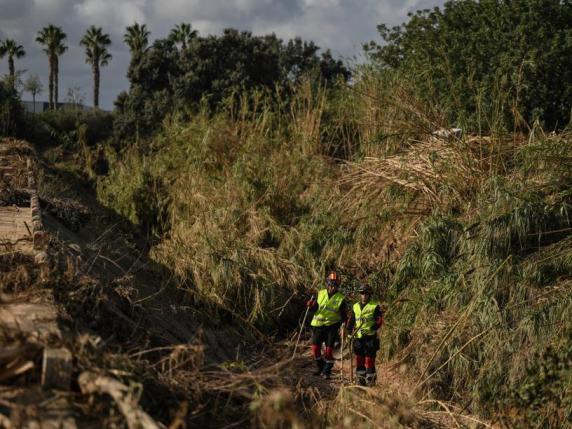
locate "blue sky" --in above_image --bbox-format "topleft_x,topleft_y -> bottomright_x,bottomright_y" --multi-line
0,0 -> 443,110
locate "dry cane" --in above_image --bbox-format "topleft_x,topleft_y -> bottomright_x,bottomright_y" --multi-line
292,301 -> 312,359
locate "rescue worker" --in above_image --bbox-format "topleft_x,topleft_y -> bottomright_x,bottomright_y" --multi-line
306,271 -> 348,379
347,284 -> 383,386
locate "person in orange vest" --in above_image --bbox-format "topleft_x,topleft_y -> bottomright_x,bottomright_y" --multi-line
306,271 -> 348,379
347,284 -> 383,386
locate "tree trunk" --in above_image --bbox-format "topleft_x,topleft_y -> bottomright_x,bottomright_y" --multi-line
54,56 -> 59,110
32,92 -> 36,113
8,57 -> 14,78
93,63 -> 100,108
48,56 -> 54,110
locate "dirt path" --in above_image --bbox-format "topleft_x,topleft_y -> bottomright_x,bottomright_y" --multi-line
0,139 -> 36,254
0,206 -> 32,245
288,336 -> 493,428
0,138 -> 77,429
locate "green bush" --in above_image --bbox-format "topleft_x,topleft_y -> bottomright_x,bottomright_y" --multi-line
40,109 -> 113,146
114,30 -> 350,141
366,0 -> 572,130
0,79 -> 23,137
511,335 -> 572,426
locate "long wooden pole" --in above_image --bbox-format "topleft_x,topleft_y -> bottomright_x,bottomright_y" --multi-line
349,336 -> 354,384
340,327 -> 344,383
292,304 -> 311,359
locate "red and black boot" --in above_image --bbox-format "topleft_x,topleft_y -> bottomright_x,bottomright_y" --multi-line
355,355 -> 366,385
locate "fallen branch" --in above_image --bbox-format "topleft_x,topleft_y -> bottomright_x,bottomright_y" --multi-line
431,399 -> 461,429
0,358 -> 34,383
0,342 -> 32,364
0,413 -> 13,429
420,399 -> 493,428
78,371 -> 161,429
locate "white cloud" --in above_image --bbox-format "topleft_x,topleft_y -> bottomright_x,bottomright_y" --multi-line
74,0 -> 148,37
151,0 -> 303,26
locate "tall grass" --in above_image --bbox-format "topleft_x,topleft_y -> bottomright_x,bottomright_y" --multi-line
99,84 -> 334,330
97,68 -> 572,426
380,130 -> 572,426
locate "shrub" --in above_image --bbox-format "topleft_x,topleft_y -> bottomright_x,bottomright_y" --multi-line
0,79 -> 23,137
366,0 -> 572,130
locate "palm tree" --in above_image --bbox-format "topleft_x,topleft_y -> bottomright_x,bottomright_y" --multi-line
24,75 -> 43,112
169,23 -> 197,52
0,39 -> 26,79
53,42 -> 67,109
36,25 -> 67,110
80,26 -> 112,109
123,22 -> 150,61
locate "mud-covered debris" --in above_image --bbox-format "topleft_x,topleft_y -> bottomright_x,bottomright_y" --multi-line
0,340 -> 41,384
112,275 -> 138,301
34,251 -> 50,266
41,348 -> 72,390
78,371 -> 161,429
0,188 -> 31,207
42,197 -> 90,231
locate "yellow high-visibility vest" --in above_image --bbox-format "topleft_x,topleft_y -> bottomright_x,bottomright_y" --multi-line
311,289 -> 345,327
353,301 -> 379,338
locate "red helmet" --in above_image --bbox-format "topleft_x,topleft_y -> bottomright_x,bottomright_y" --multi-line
326,271 -> 340,286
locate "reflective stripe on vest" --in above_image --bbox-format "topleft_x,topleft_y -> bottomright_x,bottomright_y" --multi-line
311,289 -> 344,327
353,301 -> 379,338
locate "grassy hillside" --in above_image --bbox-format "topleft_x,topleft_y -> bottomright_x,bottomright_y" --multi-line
2,2 -> 570,426
92,68 -> 572,426
3,60 -> 568,429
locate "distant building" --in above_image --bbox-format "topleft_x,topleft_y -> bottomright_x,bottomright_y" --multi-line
21,101 -> 48,113
21,100 -> 91,113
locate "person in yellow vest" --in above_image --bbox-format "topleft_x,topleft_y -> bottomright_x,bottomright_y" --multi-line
348,284 -> 383,386
306,271 -> 348,379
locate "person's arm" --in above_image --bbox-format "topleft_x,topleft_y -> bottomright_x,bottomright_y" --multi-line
306,294 -> 318,310
346,304 -> 355,333
340,300 -> 346,320
340,300 -> 349,324
373,305 -> 384,330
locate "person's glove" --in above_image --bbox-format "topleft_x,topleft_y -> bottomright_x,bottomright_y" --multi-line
306,295 -> 316,308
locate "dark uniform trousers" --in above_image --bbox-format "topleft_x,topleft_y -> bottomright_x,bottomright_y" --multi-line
311,324 -> 340,348
311,323 -> 340,376
354,334 -> 380,385
353,335 -> 379,357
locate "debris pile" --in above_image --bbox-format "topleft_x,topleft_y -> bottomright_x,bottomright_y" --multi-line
43,197 -> 90,231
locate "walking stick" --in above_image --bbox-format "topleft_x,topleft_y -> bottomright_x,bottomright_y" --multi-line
348,321 -> 364,384
349,335 -> 354,384
292,297 -> 313,359
340,327 -> 344,383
